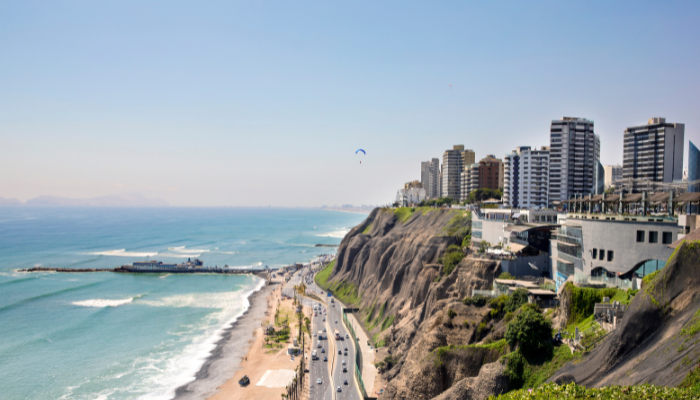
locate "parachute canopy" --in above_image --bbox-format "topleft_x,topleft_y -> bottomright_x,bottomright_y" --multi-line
355,149 -> 366,155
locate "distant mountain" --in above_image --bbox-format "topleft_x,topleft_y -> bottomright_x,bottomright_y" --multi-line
5,193 -> 169,207
0,197 -> 22,206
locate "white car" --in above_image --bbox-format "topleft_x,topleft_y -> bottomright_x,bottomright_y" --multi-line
337,386 -> 342,392
342,360 -> 346,365
317,378 -> 322,385
313,332 -> 317,337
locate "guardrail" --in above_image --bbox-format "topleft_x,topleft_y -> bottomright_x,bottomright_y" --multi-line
342,309 -> 369,399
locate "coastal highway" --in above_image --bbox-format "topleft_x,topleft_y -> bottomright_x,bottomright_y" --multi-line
284,266 -> 362,400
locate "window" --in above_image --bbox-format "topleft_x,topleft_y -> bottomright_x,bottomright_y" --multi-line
599,250 -> 605,260
636,231 -> 645,242
649,231 -> 658,243
473,230 -> 482,238
592,249 -> 597,259
662,232 -> 673,244
607,251 -> 613,262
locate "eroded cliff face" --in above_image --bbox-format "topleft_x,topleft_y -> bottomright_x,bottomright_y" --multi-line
326,208 -> 505,400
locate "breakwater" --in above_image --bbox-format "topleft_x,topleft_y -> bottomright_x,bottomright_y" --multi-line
20,266 -> 269,277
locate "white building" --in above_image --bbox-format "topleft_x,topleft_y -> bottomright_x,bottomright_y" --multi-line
603,164 -> 623,188
395,187 -> 427,206
622,118 -> 684,191
548,117 -> 600,205
421,158 -> 440,199
460,163 -> 480,202
504,146 -> 550,209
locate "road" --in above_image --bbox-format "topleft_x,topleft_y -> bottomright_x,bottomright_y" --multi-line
283,266 -> 362,400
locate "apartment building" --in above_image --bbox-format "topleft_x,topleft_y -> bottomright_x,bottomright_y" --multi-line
460,163 -> 480,202
549,117 -> 600,205
442,145 -> 465,201
622,118 -> 684,191
420,158 -> 440,199
478,155 -> 504,191
503,146 -> 550,209
603,165 -> 623,188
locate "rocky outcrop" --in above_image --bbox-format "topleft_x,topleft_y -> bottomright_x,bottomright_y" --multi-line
549,241 -> 700,388
326,208 -> 505,399
431,361 -> 509,400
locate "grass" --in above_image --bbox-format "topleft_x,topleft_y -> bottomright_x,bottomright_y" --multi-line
362,223 -> 373,234
488,383 -> 700,399
314,260 -> 335,290
680,309 -> 700,338
433,339 -> 508,367
381,315 -> 395,331
326,280 -> 361,305
521,345 -> 583,389
394,207 -> 416,223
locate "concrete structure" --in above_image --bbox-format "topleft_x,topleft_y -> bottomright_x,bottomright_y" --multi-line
421,158 -> 441,199
460,163 -> 480,202
478,154 -> 504,191
550,214 -> 678,291
404,180 -> 422,190
503,146 -> 549,209
622,118 -> 684,191
689,141 -> 699,193
549,117 -> 600,205
603,164 -> 623,188
442,145 -> 465,201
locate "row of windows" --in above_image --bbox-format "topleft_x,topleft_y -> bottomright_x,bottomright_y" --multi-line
591,248 -> 614,262
472,230 -> 482,238
636,230 -> 673,244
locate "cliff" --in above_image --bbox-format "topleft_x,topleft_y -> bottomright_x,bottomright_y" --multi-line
324,208 -> 506,400
550,241 -> 700,388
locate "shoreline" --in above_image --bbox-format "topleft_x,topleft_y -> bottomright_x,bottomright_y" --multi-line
172,278 -> 273,400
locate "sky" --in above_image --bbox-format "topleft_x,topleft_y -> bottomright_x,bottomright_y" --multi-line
1,1 -> 699,207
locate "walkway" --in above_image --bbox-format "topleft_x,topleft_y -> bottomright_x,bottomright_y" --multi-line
345,313 -> 377,395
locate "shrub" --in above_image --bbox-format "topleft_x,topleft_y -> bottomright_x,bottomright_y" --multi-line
463,320 -> 470,328
489,295 -> 508,319
498,272 -> 515,280
505,309 -> 553,357
502,350 -> 525,388
463,295 -> 488,307
442,250 -> 464,276
447,308 -> 456,319
505,288 -> 529,313
504,312 -> 514,322
565,283 -> 617,324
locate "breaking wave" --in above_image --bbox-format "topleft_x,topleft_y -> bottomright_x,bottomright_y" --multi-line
73,295 -> 145,308
88,249 -> 158,257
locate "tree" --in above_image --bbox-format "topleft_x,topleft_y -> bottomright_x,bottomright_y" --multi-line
505,308 -> 552,356
505,288 -> 529,313
465,188 -> 503,204
498,272 -> 515,280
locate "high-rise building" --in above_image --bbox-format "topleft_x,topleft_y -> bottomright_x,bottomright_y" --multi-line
478,155 -> 503,191
503,146 -> 549,208
603,165 -> 623,188
549,117 -> 600,205
420,158 -> 440,198
462,149 -> 476,168
689,141 -> 699,193
442,145 -> 465,201
622,118 -> 684,191
594,161 -> 605,195
460,163 -> 480,202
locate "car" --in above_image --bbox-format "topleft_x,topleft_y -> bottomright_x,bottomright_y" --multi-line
317,378 -> 322,385
338,350 -> 342,355
344,347 -> 348,351
335,320 -> 338,324
344,379 -> 348,385
344,352 -> 348,356
317,343 -> 322,348
323,328 -> 326,332
343,367 -> 347,372
342,360 -> 346,365
313,333 -> 317,337
323,356 -> 328,362
337,386 -> 342,392
323,318 -> 326,322
321,348 -> 325,353
345,334 -> 349,338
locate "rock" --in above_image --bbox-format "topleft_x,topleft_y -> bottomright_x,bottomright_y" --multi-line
431,361 -> 509,400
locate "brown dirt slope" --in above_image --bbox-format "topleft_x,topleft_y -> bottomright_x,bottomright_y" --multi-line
549,241 -> 700,387
326,208 -> 506,400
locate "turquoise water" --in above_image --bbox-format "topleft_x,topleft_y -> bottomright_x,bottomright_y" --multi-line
0,207 -> 365,400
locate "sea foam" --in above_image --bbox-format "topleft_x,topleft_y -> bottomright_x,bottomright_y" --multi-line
73,296 -> 140,308
88,249 -> 158,257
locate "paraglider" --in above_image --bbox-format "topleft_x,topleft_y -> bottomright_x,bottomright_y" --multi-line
356,149 -> 366,164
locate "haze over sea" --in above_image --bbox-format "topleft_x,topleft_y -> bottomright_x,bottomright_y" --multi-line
0,207 -> 365,400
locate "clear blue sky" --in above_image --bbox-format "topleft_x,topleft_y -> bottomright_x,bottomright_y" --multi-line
1,1 -> 698,206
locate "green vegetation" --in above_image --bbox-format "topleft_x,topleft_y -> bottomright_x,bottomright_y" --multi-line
505,309 -> 552,357
565,283 -> 617,324
464,188 -> 503,205
488,383 -> 700,399
394,207 -> 416,223
381,315 -> 395,331
463,295 -> 489,307
362,223 -> 373,234
326,280 -> 361,305
314,260 -> 335,289
442,211 -> 471,240
488,295 -> 508,320
642,269 -> 661,286
442,245 -> 465,276
681,365 -> 700,391
417,197 -> 455,207
447,308 -> 456,319
680,309 -> 700,338
505,288 -> 529,313
498,272 -> 515,280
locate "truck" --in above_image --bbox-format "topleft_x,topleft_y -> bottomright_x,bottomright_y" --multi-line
311,350 -> 317,360
334,329 -> 340,340
318,331 -> 323,339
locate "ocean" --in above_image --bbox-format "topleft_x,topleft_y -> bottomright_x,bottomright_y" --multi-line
0,207 -> 365,400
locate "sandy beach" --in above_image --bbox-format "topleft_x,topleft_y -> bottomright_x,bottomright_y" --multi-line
205,276 -> 311,400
